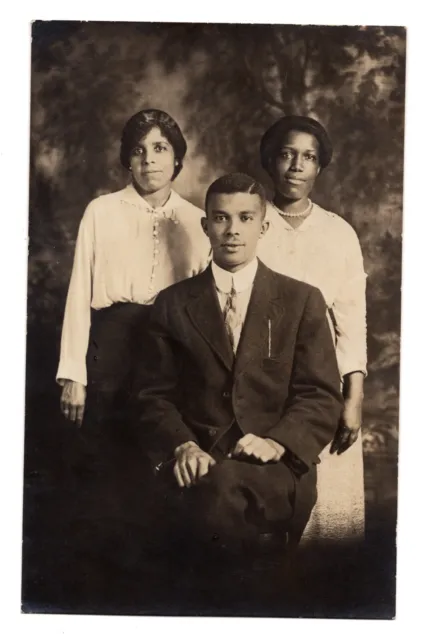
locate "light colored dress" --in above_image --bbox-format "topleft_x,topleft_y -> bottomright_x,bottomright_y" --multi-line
257,202 -> 367,543
57,183 -> 211,386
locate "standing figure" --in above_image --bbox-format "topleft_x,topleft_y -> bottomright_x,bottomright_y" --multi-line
56,109 -> 210,534
257,116 -> 367,543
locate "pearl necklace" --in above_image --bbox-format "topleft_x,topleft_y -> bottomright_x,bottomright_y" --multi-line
272,199 -> 313,218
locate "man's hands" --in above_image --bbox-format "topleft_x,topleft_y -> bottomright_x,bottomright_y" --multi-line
173,434 -> 285,488
60,380 -> 86,426
174,442 -> 216,488
229,434 -> 285,463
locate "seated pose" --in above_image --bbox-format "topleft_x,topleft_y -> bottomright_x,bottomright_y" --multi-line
134,172 -> 343,558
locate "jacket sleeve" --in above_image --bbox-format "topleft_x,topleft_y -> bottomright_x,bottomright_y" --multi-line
266,287 -> 343,469
56,202 -> 95,386
133,291 -> 198,463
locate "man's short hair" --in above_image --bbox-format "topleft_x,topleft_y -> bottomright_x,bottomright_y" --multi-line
205,173 -> 267,215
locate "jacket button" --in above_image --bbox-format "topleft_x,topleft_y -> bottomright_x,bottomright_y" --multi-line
209,428 -> 216,437
222,391 -> 231,398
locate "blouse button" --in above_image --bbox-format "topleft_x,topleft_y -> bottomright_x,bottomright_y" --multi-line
153,231 -> 158,237
153,249 -> 159,255
209,428 -> 216,437
153,260 -> 159,266
154,238 -> 160,244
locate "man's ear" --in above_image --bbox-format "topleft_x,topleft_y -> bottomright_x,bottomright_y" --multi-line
260,220 -> 270,237
201,216 -> 209,236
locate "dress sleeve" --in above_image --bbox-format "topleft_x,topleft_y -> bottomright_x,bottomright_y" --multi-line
332,225 -> 367,379
56,202 -> 95,386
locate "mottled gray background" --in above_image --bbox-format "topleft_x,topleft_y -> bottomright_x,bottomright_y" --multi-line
23,22 -> 404,616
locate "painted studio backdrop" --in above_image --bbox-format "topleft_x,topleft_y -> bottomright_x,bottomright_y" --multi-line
24,22 -> 404,616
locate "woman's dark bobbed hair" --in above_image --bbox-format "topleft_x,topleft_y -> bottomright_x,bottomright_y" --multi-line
260,115 -> 333,174
120,109 -> 187,179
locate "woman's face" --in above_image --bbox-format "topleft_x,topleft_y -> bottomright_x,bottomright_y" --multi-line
270,130 -> 321,201
129,127 -> 176,194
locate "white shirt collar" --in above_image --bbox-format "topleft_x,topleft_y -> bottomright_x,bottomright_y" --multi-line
211,258 -> 258,294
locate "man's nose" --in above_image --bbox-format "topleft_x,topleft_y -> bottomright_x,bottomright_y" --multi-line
226,220 -> 240,235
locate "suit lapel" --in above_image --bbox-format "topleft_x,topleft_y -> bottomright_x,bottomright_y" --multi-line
186,267 -> 234,372
234,262 -> 283,374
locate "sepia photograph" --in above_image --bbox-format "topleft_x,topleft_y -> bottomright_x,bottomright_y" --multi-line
21,20 -> 404,619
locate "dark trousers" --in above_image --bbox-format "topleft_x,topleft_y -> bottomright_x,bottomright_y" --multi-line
152,427 -> 317,562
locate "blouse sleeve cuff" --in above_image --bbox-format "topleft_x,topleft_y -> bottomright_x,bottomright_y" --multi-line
56,361 -> 87,387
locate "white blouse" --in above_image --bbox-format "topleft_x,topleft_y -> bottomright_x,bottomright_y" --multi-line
257,202 -> 367,379
57,184 -> 211,386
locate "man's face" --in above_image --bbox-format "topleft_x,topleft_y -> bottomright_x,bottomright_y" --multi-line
202,192 -> 268,272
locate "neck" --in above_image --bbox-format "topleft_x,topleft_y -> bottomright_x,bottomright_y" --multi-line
273,193 -> 311,215
132,179 -> 172,209
213,258 -> 256,274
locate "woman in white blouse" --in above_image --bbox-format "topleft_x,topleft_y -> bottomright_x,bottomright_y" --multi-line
257,115 -> 367,543
58,109 -> 210,432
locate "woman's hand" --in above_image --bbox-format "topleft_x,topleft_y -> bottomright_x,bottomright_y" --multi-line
60,380 -> 86,426
330,397 -> 362,455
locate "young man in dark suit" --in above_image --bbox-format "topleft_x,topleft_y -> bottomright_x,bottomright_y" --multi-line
135,172 -> 342,561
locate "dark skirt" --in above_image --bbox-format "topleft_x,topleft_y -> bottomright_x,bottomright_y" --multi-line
67,303 -> 155,572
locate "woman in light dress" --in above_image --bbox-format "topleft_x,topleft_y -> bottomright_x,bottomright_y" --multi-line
257,116 -> 367,543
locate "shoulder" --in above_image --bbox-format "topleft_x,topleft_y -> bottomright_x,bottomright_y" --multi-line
313,203 -> 361,245
157,268 -> 210,303
171,191 -> 205,221
82,187 -> 129,218
261,261 -> 320,298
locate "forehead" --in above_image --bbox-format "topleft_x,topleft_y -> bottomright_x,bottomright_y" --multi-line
136,127 -> 170,146
208,191 -> 264,215
280,129 -> 319,151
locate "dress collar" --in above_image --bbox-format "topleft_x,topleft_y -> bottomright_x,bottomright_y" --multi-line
211,258 -> 258,294
120,183 -> 183,219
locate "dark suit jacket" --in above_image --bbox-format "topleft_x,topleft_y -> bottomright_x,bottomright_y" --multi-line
135,260 -> 343,477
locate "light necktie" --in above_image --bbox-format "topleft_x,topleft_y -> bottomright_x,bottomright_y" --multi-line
223,281 -> 242,353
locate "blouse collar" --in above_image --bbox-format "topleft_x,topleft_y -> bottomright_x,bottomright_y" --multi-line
211,258 -> 258,294
120,183 -> 183,219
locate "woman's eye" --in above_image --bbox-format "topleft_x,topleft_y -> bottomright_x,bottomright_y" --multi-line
305,154 -> 317,162
279,151 -> 293,159
154,144 -> 168,152
132,147 -> 144,156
